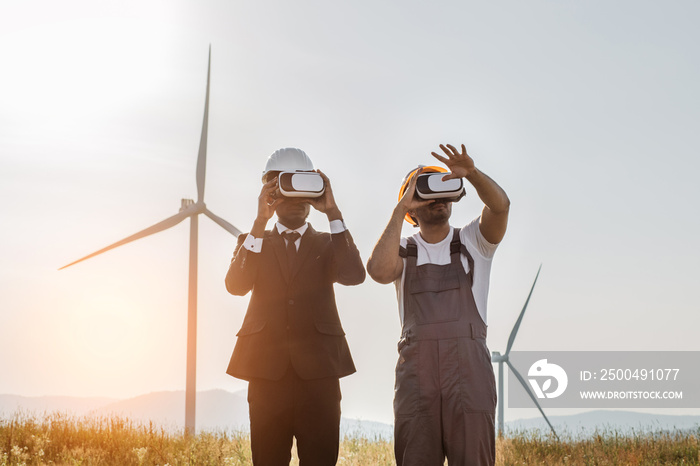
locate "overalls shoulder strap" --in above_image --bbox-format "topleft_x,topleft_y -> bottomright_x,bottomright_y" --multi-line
398,242 -> 418,258
399,229 -> 474,276
401,237 -> 419,272
449,227 -> 475,279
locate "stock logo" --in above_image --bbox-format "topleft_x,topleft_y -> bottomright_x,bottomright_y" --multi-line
528,359 -> 568,399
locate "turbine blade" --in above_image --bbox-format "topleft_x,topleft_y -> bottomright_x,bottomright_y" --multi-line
204,208 -> 242,237
196,45 -> 211,204
505,264 -> 542,355
59,210 -> 191,270
506,360 -> 559,439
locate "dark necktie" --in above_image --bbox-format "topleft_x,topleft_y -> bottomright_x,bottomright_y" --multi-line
282,231 -> 301,269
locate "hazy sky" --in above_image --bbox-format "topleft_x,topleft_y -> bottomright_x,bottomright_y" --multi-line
1,1 -> 699,426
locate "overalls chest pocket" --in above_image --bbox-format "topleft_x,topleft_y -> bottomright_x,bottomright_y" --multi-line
407,275 -> 461,324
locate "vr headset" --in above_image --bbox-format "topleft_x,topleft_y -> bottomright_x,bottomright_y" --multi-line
278,171 -> 325,198
415,172 -> 465,202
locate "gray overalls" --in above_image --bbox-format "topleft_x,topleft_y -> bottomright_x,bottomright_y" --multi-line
395,228 -> 496,466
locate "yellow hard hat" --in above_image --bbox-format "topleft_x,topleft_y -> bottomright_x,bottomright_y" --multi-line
398,165 -> 447,226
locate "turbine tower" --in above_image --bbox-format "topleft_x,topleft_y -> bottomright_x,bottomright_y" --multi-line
59,47 -> 240,435
491,265 -> 559,439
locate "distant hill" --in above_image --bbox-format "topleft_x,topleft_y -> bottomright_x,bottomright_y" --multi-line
0,389 -> 393,439
4,392 -> 700,440
93,389 -> 393,439
0,394 -> 117,417
93,389 -> 250,432
507,410 -> 700,438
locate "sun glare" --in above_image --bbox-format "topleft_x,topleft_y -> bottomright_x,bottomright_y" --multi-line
2,15 -> 173,139
64,291 -> 156,393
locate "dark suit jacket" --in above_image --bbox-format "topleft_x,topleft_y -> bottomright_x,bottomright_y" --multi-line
225,224 -> 365,381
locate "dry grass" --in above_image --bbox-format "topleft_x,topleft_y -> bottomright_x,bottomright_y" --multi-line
1,412 -> 698,465
0,412 -> 394,465
497,428 -> 699,465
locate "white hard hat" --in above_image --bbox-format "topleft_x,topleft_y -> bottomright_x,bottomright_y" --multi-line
262,148 -> 315,181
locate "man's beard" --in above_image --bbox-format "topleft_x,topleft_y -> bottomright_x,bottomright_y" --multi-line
416,201 -> 451,226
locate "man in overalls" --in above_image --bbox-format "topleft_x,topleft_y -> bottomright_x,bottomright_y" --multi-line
367,143 -> 510,465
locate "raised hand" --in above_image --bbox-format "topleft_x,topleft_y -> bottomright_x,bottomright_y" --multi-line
257,177 -> 281,222
398,167 -> 434,214
431,144 -> 476,180
308,170 -> 342,220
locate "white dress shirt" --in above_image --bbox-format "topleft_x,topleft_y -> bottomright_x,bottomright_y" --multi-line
242,219 -> 346,253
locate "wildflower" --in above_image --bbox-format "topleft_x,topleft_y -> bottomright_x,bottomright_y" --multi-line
132,446 -> 148,464
10,445 -> 29,465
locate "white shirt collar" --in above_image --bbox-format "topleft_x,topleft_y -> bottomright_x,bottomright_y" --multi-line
275,222 -> 309,237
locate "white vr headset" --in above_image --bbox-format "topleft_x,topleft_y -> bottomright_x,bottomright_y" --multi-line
415,173 -> 465,201
277,170 -> 463,201
278,171 -> 325,198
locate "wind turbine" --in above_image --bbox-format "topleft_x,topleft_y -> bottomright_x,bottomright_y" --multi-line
59,47 -> 241,435
491,265 -> 559,439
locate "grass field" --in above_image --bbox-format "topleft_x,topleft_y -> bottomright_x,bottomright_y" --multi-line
1,412 -> 698,465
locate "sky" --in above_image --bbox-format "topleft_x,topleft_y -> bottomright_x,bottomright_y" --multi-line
1,0 -> 699,426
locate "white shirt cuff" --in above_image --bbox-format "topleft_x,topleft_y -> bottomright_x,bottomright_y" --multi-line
329,219 -> 347,234
242,235 -> 263,253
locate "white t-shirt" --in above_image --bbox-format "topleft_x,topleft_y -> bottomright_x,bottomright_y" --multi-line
394,217 -> 499,326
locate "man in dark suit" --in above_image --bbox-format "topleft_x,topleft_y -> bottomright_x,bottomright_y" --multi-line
225,148 -> 365,465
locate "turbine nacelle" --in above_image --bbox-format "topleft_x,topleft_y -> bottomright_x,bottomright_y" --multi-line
180,199 -> 206,214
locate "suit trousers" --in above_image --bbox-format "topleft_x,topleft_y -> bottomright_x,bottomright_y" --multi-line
248,366 -> 342,466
